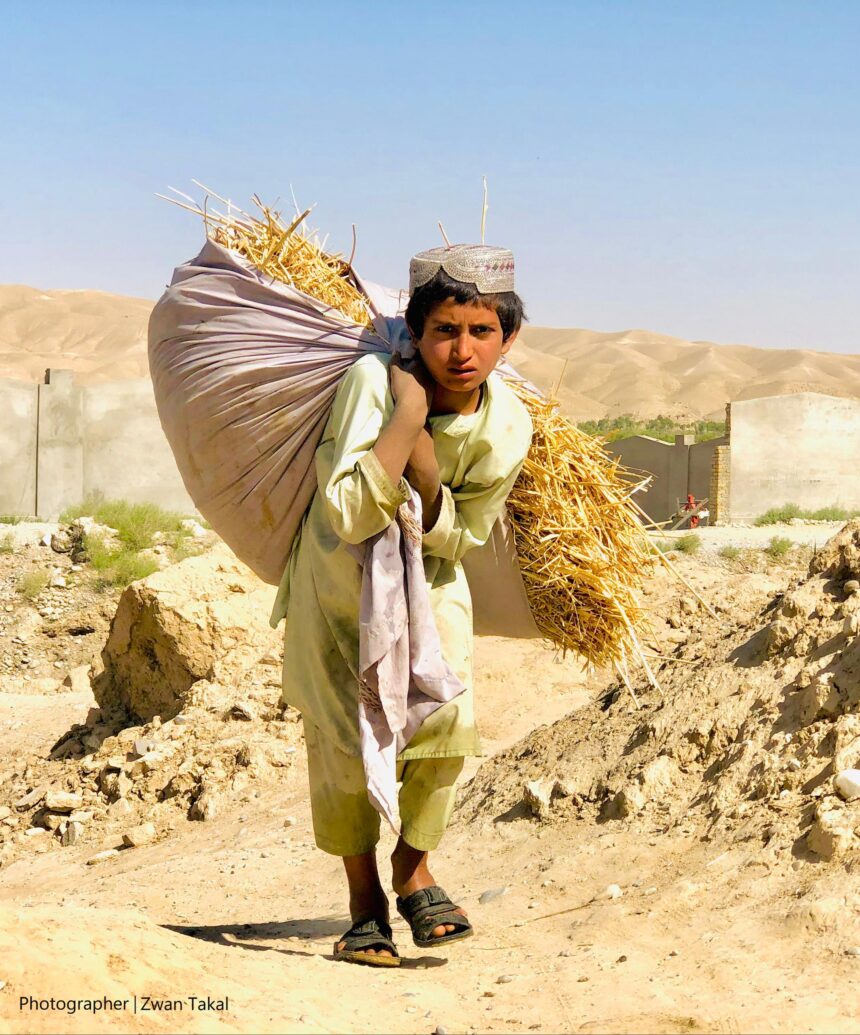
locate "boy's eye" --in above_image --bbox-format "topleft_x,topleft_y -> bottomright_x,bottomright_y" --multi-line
433,322 -> 493,334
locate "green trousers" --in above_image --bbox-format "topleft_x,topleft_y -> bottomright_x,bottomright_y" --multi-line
303,719 -> 464,856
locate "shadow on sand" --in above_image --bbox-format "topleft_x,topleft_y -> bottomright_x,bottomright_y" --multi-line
163,918 -> 448,968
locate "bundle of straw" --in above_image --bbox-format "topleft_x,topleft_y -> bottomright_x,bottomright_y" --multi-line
162,185 -> 683,693
505,382 -> 657,673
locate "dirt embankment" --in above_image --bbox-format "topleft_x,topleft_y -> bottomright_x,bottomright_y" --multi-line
459,521 -> 860,869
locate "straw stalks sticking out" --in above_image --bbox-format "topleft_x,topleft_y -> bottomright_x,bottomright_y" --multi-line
158,186 -> 373,328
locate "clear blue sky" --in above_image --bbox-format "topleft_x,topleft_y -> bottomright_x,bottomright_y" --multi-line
1,1 -> 858,352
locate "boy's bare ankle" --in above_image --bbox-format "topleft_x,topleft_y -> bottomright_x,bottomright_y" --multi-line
390,844 -> 434,898
348,887 -> 389,923
342,851 -> 389,922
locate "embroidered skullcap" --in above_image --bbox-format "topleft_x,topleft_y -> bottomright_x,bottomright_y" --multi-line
409,244 -> 515,295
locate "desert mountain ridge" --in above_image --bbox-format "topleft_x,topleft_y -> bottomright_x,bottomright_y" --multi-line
2,283 -> 859,421
515,325 -> 860,421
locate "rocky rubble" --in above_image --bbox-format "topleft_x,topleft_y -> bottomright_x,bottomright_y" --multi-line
457,520 -> 860,865
0,512 -> 221,694
0,527 -> 116,691
0,674 -> 301,868
0,540 -> 299,870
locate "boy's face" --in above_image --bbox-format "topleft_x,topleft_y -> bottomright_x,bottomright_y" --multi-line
412,298 -> 514,396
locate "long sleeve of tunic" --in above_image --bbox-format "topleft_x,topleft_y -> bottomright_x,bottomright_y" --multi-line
270,352 -> 533,760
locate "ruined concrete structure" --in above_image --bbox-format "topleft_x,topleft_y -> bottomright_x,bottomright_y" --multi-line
608,392 -> 860,524
609,432 -> 728,525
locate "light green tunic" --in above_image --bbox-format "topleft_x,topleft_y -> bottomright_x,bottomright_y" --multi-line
269,352 -> 532,761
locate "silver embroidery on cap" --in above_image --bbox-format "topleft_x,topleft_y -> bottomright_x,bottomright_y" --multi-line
409,244 -> 515,295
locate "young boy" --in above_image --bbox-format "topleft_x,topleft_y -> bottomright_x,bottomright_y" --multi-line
269,244 -> 533,965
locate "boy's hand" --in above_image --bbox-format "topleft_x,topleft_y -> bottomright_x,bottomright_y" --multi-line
389,353 -> 434,422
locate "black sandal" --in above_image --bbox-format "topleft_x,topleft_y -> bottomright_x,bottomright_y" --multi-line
395,885 -> 473,949
332,917 -> 401,967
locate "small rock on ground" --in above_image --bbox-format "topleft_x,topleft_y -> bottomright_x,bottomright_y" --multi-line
479,886 -> 508,905
122,822 -> 156,847
87,849 -> 119,865
44,791 -> 83,812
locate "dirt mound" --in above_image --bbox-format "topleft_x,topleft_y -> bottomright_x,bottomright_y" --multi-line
0,668 -> 301,871
457,520 -> 860,863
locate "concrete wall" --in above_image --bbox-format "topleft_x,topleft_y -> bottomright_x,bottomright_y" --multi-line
5,373 -> 857,528
608,433 -> 728,523
609,435 -> 689,522
0,369 -> 196,520
36,370 -> 84,520
81,379 -> 195,512
0,377 -> 38,515
729,392 -> 860,522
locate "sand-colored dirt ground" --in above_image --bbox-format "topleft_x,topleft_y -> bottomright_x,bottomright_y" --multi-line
2,527 -> 858,1034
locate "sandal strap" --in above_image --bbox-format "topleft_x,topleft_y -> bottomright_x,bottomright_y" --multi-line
396,885 -> 472,938
397,884 -> 453,914
338,917 -> 398,955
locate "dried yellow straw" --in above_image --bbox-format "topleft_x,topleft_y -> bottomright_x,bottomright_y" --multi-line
158,185 -> 373,328
163,186 -> 662,690
506,382 -> 658,676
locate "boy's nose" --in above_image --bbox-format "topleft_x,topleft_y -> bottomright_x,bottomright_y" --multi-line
451,333 -> 473,361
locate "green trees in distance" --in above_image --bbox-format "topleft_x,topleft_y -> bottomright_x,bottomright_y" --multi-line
577,415 -> 727,443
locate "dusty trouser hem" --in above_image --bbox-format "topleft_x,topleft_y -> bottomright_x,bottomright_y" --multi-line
398,823 -> 447,853
304,719 -> 464,858
314,831 -> 380,857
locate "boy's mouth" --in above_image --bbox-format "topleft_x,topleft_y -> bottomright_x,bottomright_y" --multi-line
448,366 -> 478,380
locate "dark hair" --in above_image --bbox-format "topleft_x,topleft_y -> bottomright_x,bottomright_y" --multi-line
405,269 -> 526,343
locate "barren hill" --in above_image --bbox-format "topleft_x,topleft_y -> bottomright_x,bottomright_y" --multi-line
0,285 -> 152,384
2,284 -> 859,421
513,326 -> 860,421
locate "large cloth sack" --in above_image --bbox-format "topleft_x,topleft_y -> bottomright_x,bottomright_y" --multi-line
148,239 -> 538,638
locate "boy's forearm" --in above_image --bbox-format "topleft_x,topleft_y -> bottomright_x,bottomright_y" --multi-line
372,406 -> 442,530
371,402 -> 426,487
406,466 -> 442,529
405,430 -> 442,530
416,482 -> 443,530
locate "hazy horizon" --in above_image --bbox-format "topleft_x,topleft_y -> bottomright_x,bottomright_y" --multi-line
1,1 -> 858,354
